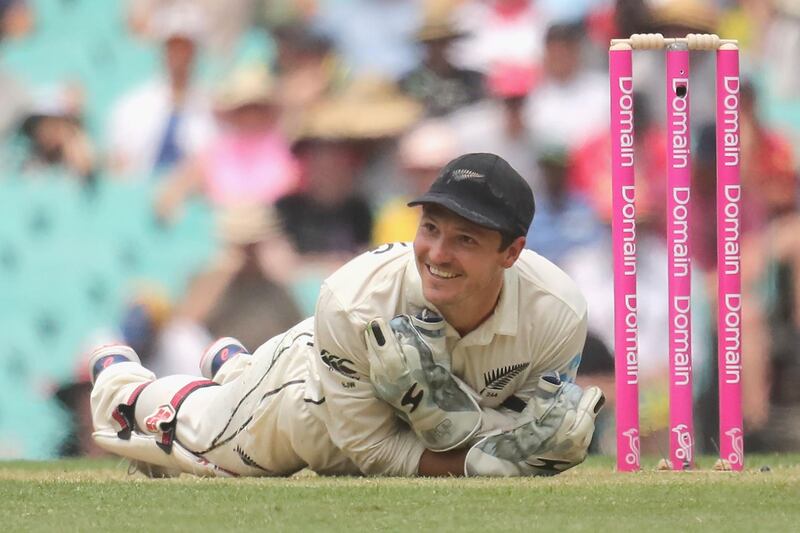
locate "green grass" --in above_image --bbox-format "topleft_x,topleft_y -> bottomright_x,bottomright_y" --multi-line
1,455 -> 799,532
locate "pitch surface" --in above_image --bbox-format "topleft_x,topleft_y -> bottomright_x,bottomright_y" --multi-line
1,454 -> 798,532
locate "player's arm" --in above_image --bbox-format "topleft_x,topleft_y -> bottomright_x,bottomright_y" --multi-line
464,372 -> 604,477
367,310 -> 597,477
357,310 -> 529,477
312,285 -> 426,476
461,308 -> 604,476
416,376 -> 604,477
418,448 -> 468,476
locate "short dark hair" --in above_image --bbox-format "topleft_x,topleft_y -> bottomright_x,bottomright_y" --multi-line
498,231 -> 517,251
545,21 -> 583,44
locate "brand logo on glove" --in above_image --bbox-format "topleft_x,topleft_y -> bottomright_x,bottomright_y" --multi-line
401,383 -> 424,413
321,350 -> 359,380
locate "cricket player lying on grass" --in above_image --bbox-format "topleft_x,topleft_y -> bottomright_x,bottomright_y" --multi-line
89,153 -> 605,478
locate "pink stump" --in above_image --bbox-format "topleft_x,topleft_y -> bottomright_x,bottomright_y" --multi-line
610,43 -> 640,471
716,44 -> 744,471
666,45 -> 694,470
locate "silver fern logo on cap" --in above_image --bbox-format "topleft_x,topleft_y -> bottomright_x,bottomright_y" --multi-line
449,169 -> 485,181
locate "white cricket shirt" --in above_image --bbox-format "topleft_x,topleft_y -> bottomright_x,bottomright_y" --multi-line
306,243 -> 587,476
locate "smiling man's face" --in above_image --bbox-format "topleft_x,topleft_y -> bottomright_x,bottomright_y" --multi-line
413,205 -> 524,331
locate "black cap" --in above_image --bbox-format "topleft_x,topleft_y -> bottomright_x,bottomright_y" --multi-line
408,153 -> 535,238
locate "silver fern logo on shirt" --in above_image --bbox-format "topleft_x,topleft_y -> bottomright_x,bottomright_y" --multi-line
481,363 -> 530,395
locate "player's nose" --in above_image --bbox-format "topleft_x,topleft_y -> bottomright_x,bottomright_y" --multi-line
426,237 -> 452,265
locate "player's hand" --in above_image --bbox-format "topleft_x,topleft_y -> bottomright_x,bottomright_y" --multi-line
464,373 -> 605,477
365,313 -> 481,452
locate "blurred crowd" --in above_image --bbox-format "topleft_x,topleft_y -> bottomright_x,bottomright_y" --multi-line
1,0 -> 799,460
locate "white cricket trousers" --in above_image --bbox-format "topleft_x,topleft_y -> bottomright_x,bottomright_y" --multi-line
90,318 -> 358,476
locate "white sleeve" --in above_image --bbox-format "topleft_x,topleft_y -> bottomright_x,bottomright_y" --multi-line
312,284 -> 426,476
545,310 -> 588,384
518,310 -> 589,402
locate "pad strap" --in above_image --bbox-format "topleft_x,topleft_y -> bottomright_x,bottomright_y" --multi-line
147,380 -> 218,454
112,382 -> 151,440
500,394 -> 526,413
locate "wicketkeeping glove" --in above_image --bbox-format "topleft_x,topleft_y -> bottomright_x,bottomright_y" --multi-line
365,313 -> 481,451
464,373 -> 605,477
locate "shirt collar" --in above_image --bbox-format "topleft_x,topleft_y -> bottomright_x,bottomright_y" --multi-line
402,251 -> 520,345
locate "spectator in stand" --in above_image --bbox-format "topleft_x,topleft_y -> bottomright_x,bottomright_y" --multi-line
275,136 -> 373,261
276,75 -> 422,267
692,82 -> 796,276
276,136 -> 372,265
757,0 -> 800,152
372,118 -> 458,245
451,0 -> 546,74
155,65 -> 299,224
127,0 -> 257,60
570,91 -> 666,230
522,21 -> 608,151
272,24 -> 341,136
0,0 -> 32,141
309,0 -> 421,80
692,81 -> 798,435
0,0 -> 32,40
17,84 -> 98,186
524,145 -> 602,267
106,3 -> 215,179
399,0 -> 484,117
738,81 -> 798,221
178,204 -> 302,352
257,0 -> 318,29
447,62 -> 539,187
0,68 -> 27,145
757,218 -> 800,450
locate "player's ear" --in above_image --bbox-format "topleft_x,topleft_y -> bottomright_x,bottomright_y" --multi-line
500,236 -> 526,268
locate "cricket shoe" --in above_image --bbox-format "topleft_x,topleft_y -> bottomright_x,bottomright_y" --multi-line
199,337 -> 250,380
89,345 -> 141,385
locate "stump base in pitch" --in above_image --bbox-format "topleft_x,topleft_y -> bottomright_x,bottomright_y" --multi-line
713,458 -> 734,471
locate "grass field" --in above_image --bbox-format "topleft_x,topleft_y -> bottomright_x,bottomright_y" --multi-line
1,454 -> 799,532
